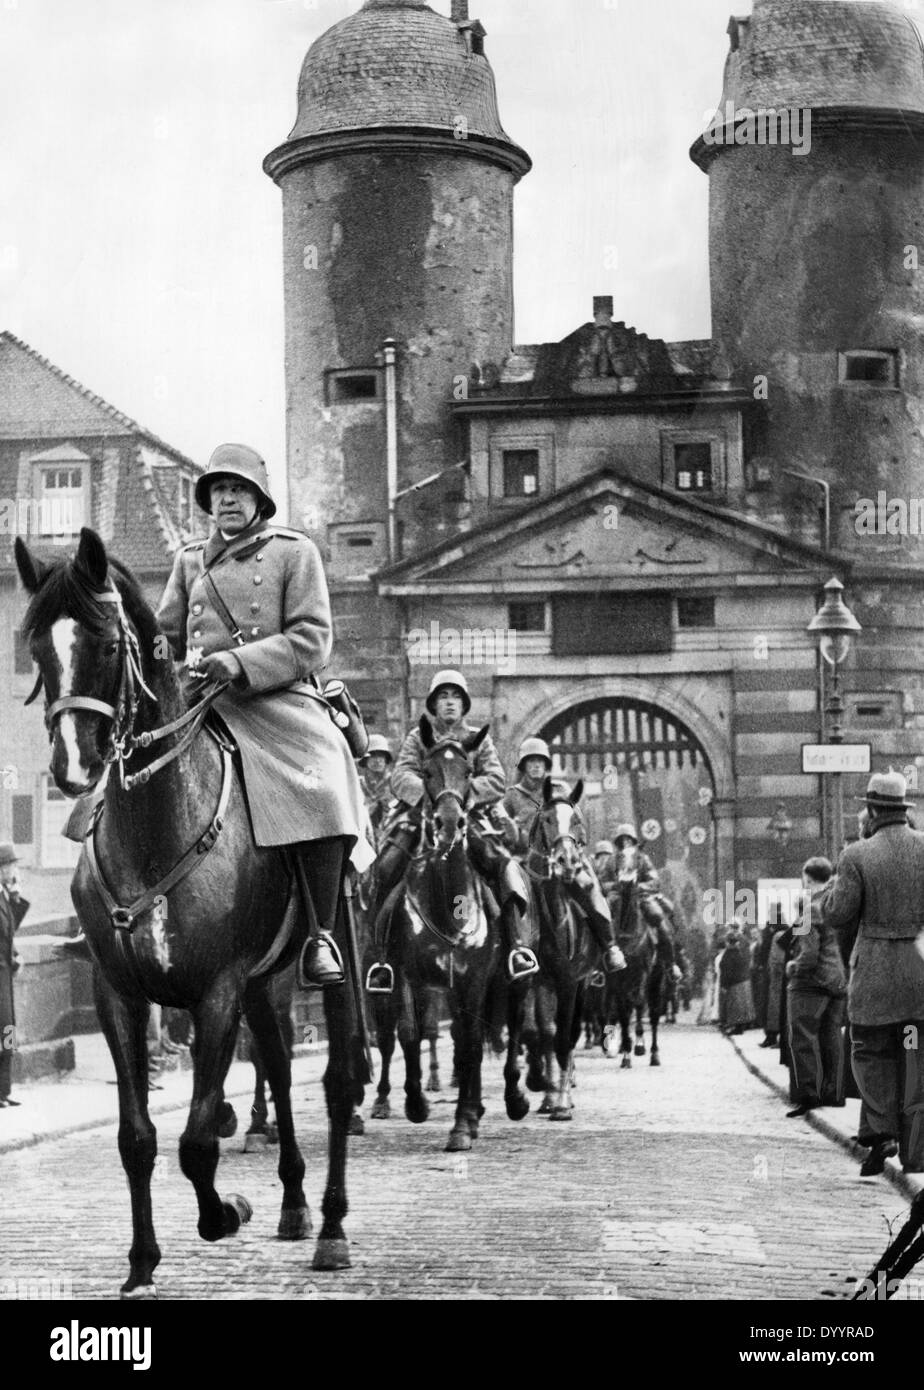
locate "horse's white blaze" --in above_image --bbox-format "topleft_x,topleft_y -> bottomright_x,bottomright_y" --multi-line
50,619 -> 87,784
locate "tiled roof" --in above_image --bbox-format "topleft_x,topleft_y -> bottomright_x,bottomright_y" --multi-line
288,1 -> 515,145
718,0 -> 924,115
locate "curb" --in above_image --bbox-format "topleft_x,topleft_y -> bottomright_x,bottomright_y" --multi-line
728,1033 -> 923,1204
0,1041 -> 327,1158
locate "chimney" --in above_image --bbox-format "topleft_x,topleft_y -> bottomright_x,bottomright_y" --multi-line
593,295 -> 614,323
452,1 -> 469,22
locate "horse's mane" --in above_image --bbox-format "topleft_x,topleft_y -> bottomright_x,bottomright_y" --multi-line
21,554 -> 160,657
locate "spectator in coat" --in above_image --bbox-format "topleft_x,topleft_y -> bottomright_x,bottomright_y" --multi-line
0,844 -> 29,1108
718,922 -> 755,1034
819,771 -> 924,1176
785,856 -> 846,1117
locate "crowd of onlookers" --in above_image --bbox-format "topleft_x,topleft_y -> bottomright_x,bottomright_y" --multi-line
702,771 -> 924,1179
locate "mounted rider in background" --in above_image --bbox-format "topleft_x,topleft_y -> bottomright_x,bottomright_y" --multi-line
365,670 -> 540,991
357,735 -> 394,850
609,823 -> 682,980
503,738 -> 626,976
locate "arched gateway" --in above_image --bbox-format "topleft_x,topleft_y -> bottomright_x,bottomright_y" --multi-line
537,696 -> 719,939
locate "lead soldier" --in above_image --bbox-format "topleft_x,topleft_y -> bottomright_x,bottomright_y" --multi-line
156,443 -> 373,988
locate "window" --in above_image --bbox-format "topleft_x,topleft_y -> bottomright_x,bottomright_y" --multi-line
674,443 -> 712,493
508,601 -> 546,632
12,795 -> 33,845
552,594 -> 672,656
179,474 -> 196,534
502,450 -> 540,498
327,522 -> 387,577
839,351 -> 898,387
677,596 -> 715,629
13,629 -> 32,675
35,464 -> 87,534
326,370 -> 382,404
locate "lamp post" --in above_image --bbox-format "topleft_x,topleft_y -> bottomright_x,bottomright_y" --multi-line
807,578 -> 862,860
767,801 -> 792,871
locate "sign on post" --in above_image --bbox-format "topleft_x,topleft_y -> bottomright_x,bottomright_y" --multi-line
801,744 -> 871,774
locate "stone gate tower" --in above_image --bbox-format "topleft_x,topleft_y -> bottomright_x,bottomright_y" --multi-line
264,0 -> 531,566
691,0 -> 924,562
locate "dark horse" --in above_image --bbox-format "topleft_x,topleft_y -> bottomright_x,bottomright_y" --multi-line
523,777 -> 598,1120
15,530 -> 367,1296
606,876 -> 667,1068
375,716 -> 528,1150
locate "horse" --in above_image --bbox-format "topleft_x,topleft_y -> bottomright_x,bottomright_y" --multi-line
522,777 -> 599,1121
15,529 -> 367,1296
374,716 -> 527,1150
606,877 -> 667,1067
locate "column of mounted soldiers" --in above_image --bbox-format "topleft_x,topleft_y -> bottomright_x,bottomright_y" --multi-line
359,669 -> 685,994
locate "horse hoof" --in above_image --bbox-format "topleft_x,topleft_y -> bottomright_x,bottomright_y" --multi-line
227,1193 -> 253,1226
217,1104 -> 238,1140
526,1071 -> 546,1094
312,1238 -> 351,1271
550,1107 -> 573,1122
505,1094 -> 530,1122
349,1113 -> 366,1136
633,1044 -> 645,1057
370,1098 -> 391,1120
278,1206 -> 313,1241
120,1284 -> 157,1301
445,1127 -> 472,1152
405,1096 -> 430,1125
538,1096 -> 553,1114
621,1055 -> 632,1069
425,1078 -> 441,1093
244,1131 -> 270,1154
650,1054 -> 661,1067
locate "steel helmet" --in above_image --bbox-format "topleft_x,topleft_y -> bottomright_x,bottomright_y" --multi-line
613,823 -> 639,844
426,669 -> 471,715
359,734 -> 393,764
517,737 -> 552,770
194,443 -> 277,519
594,839 -> 615,856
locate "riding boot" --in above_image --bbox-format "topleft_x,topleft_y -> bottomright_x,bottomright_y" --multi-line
364,820 -> 419,995
493,859 -> 539,980
571,865 -> 626,975
293,838 -> 347,989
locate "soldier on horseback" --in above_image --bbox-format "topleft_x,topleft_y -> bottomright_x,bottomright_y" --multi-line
365,670 -> 540,990
357,735 -> 394,850
610,823 -> 682,980
503,738 -> 626,976
156,443 -> 373,990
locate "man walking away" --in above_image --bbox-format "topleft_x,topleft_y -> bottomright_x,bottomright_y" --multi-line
785,856 -> 846,1117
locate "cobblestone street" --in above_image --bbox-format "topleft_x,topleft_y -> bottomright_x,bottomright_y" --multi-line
0,1017 -> 915,1301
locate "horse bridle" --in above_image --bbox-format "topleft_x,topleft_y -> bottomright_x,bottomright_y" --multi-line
526,798 -> 580,882
28,585 -> 226,792
424,747 -> 472,859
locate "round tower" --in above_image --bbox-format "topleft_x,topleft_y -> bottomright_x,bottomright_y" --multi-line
264,0 -> 531,553
691,0 -> 924,560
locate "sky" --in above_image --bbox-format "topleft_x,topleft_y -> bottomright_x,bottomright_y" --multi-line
0,0 -> 913,508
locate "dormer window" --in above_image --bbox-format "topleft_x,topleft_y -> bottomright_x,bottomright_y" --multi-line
838,350 -> 898,388
29,445 -> 91,536
179,474 -> 196,535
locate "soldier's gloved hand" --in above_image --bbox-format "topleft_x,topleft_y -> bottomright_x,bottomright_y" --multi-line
197,651 -> 242,685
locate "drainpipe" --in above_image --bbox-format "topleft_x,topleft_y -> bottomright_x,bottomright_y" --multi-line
383,338 -> 398,562
782,468 -> 830,552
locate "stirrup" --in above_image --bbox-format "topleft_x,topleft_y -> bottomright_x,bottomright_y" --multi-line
507,948 -> 540,981
296,932 -> 345,991
365,962 -> 395,995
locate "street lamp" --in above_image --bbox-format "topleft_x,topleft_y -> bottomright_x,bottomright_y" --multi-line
767,802 -> 792,878
807,577 -> 862,857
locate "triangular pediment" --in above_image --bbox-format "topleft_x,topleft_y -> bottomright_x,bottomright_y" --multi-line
378,469 -> 829,593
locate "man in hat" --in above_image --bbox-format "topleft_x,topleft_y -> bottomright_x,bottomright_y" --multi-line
818,770 -> 924,1175
503,737 -> 625,975
610,824 -> 682,978
366,671 -> 539,986
156,443 -> 373,990
0,844 -> 29,1107
357,735 -> 394,850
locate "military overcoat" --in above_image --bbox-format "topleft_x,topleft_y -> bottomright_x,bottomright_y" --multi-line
0,887 -> 28,1036
390,715 -> 506,808
156,520 -> 372,866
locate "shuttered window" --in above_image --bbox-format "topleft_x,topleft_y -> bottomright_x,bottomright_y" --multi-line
552,594 -> 672,655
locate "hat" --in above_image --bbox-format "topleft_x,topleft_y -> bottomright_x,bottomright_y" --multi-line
425,669 -> 471,716
858,771 -> 914,810
359,734 -> 393,764
613,823 -> 639,844
194,443 -> 276,519
594,839 -> 615,856
517,737 -> 552,769
0,843 -> 19,867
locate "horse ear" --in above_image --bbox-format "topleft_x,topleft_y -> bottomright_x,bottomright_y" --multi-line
542,775 -> 553,804
74,528 -> 109,589
463,724 -> 490,753
570,778 -> 584,806
419,714 -> 434,749
14,537 -> 48,594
